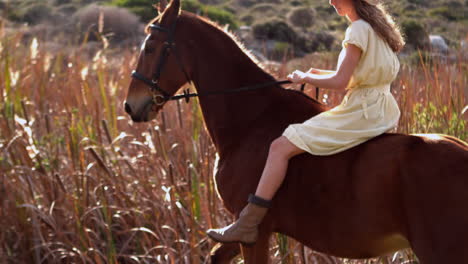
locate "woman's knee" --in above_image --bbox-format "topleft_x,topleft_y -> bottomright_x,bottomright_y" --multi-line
269,136 -> 304,159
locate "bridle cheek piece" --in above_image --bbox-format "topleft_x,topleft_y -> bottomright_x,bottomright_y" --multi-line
131,19 -> 192,106
130,18 -> 310,106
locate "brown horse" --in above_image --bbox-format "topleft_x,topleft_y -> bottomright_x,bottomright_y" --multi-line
124,0 -> 468,263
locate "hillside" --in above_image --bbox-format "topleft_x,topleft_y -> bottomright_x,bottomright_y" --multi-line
1,0 -> 467,56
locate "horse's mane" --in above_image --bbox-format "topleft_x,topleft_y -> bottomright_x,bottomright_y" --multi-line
145,10 -> 325,107
146,12 -> 269,73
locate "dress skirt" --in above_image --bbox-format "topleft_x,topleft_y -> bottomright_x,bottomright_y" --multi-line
282,84 -> 401,155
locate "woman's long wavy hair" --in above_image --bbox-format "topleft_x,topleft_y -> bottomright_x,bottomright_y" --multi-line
354,0 -> 405,52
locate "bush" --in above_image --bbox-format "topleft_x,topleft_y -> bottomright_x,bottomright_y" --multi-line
290,0 -> 302,7
252,19 -> 297,42
15,3 -> 53,24
428,4 -> 464,21
111,0 -> 157,23
182,0 -> 238,29
72,4 -> 141,44
313,31 -> 335,51
198,4 -> 239,29
401,19 -> 429,50
112,0 -> 238,28
271,41 -> 291,60
288,7 -> 316,30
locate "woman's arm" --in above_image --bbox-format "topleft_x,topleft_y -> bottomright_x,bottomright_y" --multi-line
288,44 -> 362,90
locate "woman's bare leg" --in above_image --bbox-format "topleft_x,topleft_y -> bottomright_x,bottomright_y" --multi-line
206,136 -> 305,244
255,136 -> 305,200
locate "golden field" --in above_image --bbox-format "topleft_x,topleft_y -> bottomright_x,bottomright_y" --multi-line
0,21 -> 466,263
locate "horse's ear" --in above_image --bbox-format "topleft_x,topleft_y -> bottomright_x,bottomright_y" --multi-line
156,0 -> 168,14
161,0 -> 181,22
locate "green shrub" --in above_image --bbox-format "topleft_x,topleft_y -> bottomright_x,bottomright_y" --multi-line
110,0 -> 156,22
428,5 -> 464,21
289,0 -> 302,7
252,19 -> 297,42
195,3 -> 238,29
14,3 -> 53,24
112,0 -> 238,28
287,7 -> 316,31
401,19 -> 429,50
272,41 -> 291,59
182,0 -> 238,28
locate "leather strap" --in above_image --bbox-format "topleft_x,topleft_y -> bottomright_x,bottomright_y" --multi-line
248,194 -> 272,209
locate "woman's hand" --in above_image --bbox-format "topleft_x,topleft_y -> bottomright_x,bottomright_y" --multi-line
287,70 -> 308,84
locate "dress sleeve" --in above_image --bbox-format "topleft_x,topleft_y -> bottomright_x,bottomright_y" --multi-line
342,22 -> 369,52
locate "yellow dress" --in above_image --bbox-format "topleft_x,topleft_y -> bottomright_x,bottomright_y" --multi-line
283,19 -> 401,155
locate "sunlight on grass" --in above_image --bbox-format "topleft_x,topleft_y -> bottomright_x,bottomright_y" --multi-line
0,29 -> 465,263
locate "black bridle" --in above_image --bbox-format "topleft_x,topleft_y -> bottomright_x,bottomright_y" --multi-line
131,20 -> 193,105
131,19 -> 313,106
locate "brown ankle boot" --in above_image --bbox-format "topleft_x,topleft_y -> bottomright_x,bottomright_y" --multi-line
206,194 -> 271,245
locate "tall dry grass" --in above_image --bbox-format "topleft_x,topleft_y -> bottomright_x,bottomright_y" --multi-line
1,22 -> 466,263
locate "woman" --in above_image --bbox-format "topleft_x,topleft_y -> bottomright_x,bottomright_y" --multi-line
207,0 -> 405,245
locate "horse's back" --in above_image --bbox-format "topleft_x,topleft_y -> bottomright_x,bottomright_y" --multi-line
273,132 -> 468,259
394,133 -> 468,262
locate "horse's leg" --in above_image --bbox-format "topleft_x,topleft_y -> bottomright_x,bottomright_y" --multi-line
210,243 -> 240,264
241,231 -> 271,264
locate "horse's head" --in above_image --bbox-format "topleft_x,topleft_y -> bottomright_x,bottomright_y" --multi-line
124,0 -> 189,122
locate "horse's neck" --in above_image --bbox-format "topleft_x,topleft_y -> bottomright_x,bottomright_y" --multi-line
187,19 -> 322,154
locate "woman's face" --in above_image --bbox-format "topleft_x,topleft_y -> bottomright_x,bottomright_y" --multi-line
329,0 -> 355,17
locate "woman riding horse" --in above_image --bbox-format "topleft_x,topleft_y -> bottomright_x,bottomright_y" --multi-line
125,0 -> 468,262
207,0 -> 405,245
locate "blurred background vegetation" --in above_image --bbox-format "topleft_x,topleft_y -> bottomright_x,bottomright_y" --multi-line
1,0 -> 467,56
0,0 -> 467,263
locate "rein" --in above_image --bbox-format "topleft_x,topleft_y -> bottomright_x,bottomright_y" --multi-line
131,19 -> 316,105
158,79 -> 301,103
